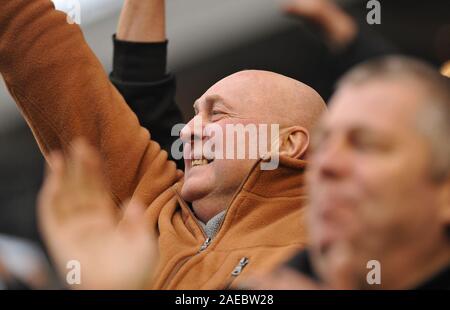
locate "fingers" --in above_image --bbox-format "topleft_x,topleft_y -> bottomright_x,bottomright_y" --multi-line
282,0 -> 323,18
68,139 -> 107,196
119,199 -> 157,258
39,138 -> 116,227
37,150 -> 66,235
65,138 -> 115,217
282,0 -> 358,49
118,199 -> 158,284
119,200 -> 149,235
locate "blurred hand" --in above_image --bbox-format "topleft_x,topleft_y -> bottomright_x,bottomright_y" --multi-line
283,0 -> 358,49
284,0 -> 330,20
441,60 -> 450,78
38,139 -> 157,290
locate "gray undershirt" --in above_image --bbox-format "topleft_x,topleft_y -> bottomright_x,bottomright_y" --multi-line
198,211 -> 226,239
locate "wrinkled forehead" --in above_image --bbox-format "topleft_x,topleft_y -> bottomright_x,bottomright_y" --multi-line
324,81 -> 423,134
196,75 -> 268,113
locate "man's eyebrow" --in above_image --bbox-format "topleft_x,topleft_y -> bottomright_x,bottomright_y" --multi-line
347,124 -> 381,135
193,95 -> 232,113
205,94 -> 232,109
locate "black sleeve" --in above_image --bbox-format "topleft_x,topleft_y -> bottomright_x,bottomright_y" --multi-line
109,36 -> 184,170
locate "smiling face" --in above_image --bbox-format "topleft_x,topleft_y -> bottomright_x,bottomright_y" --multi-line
180,72 -> 274,222
307,78 -> 450,288
180,95 -> 259,221
179,70 -> 326,222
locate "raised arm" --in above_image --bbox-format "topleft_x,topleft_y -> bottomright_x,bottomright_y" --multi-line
0,0 -> 179,206
284,0 -> 397,77
110,0 -> 184,169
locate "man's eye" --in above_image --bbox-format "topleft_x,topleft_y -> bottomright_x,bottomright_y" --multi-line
354,141 -> 373,150
351,136 -> 382,152
211,111 -> 226,120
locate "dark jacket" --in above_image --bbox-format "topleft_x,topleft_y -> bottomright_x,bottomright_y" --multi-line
287,250 -> 450,289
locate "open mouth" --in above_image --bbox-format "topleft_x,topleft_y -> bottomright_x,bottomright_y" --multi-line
191,158 -> 214,167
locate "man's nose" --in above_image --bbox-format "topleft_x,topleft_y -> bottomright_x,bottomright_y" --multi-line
180,115 -> 206,144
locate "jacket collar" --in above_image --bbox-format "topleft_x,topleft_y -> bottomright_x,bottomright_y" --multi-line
173,155 -> 308,239
241,155 -> 307,199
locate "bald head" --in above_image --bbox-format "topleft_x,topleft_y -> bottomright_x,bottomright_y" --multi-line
183,70 -> 326,221
202,70 -> 327,131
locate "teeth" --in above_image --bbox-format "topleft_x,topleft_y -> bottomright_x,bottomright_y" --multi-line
192,159 -> 209,167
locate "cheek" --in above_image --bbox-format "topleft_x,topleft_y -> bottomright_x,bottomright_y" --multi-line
347,165 -> 402,240
213,159 -> 246,181
308,202 -> 363,246
216,119 -> 263,159
353,161 -> 442,248
357,149 -> 432,205
357,160 -> 420,221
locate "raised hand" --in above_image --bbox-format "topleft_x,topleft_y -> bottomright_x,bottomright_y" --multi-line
38,139 -> 157,290
283,0 -> 358,49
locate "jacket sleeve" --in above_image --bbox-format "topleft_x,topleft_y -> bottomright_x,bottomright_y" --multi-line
109,37 -> 185,170
0,0 -> 180,206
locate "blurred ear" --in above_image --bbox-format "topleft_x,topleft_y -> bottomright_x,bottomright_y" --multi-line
279,126 -> 310,159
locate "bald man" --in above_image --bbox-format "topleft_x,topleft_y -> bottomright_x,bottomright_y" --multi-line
0,0 -> 326,289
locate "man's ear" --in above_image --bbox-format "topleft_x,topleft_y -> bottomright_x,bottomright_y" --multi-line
279,126 -> 310,159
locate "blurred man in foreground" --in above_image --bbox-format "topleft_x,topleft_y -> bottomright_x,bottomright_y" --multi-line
246,56 -> 450,290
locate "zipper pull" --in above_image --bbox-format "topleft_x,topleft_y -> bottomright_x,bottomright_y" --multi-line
198,237 -> 211,253
231,257 -> 249,276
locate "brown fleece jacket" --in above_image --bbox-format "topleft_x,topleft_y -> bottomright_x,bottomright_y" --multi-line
0,0 -> 308,289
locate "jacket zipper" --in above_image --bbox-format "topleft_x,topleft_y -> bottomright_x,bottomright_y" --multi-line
160,237 -> 212,289
231,257 -> 249,276
225,257 -> 250,289
162,161 -> 261,289
198,237 -> 212,253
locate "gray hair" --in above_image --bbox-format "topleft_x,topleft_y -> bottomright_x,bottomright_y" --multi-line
338,55 -> 450,182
